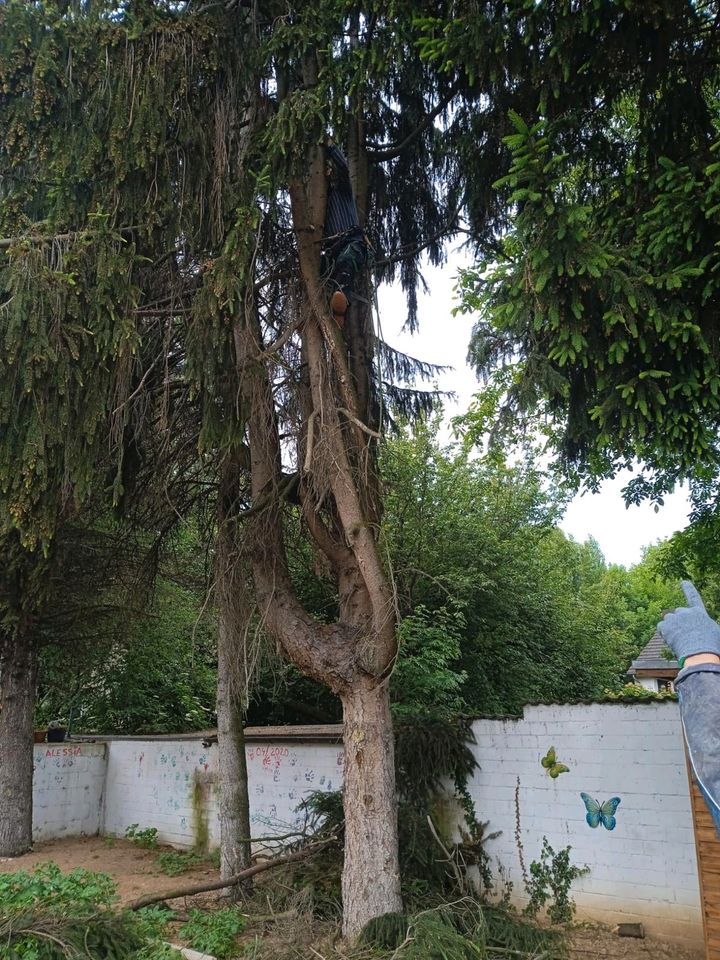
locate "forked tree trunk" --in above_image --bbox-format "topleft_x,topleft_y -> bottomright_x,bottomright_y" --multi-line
216,455 -> 252,895
234,50 -> 403,937
0,633 -> 38,857
341,679 -> 402,937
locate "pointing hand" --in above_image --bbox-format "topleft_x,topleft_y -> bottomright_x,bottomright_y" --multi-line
657,581 -> 720,662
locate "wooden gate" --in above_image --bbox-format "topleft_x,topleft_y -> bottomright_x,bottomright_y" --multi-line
689,777 -> 720,959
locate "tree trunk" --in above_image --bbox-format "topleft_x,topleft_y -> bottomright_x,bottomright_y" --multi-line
233,52 -> 403,937
216,454 -> 253,896
216,626 -> 252,893
0,633 -> 38,857
341,679 -> 402,938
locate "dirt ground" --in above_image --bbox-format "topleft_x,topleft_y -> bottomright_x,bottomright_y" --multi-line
0,835 -> 217,903
569,926 -> 702,960
0,837 -> 706,959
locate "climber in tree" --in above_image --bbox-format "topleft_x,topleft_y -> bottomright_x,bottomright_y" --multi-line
658,581 -> 720,836
323,141 -> 368,326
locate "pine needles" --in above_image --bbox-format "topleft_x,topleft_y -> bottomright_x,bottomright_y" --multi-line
0,910 -> 147,960
355,899 -> 566,960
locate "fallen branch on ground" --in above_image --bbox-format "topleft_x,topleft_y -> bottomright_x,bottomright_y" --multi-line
126,836 -> 335,911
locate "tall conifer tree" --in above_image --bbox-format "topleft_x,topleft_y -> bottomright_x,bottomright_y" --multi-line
0,0 -> 458,923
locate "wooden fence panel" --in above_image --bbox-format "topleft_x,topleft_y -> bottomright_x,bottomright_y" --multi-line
689,777 -> 720,959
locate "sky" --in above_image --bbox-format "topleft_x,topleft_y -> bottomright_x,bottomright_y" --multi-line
376,254 -> 690,569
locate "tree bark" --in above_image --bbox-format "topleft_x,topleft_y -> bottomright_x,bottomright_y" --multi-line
0,633 -> 38,857
216,455 -> 253,896
341,678 -> 402,938
284,136 -> 401,937
216,616 -> 252,894
230,47 -> 403,939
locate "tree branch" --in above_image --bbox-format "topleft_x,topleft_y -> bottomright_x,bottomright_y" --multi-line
127,838 -> 335,910
337,407 -> 381,439
374,207 -> 462,269
366,84 -> 461,163
0,225 -> 140,250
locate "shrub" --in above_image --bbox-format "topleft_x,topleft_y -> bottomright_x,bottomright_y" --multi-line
125,824 -> 160,849
524,838 -> 589,925
0,863 -> 176,960
178,907 -> 248,959
155,851 -> 204,877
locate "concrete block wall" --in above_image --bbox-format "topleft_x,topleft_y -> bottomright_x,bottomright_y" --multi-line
32,742 -> 107,841
468,702 -> 702,946
27,703 -> 704,946
102,737 -> 343,848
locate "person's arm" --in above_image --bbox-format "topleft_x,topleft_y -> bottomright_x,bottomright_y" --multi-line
658,583 -> 720,833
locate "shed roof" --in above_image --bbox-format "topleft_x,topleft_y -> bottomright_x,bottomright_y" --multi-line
74,724 -> 344,743
628,629 -> 679,675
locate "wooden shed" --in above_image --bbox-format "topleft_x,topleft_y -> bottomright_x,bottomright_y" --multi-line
627,628 -> 679,691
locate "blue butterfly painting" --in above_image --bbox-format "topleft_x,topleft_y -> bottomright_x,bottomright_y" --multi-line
580,793 -> 621,830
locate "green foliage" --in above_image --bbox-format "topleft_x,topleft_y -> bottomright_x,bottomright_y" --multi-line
300,718 -> 492,903
456,47 -> 720,502
603,682 -> 677,702
524,839 -> 589,926
131,906 -> 176,942
401,911 -> 484,959
392,604 -> 468,722
124,824 -> 159,850
249,421 -> 685,727
38,576 -> 217,735
178,907 -> 248,960
0,863 -> 117,912
155,851 -> 205,877
359,899 -> 567,959
133,947 -> 182,960
0,913 -> 147,960
480,903 -> 566,959
359,911 -> 410,950
33,517 -> 217,736
382,420 -> 681,715
395,717 -> 477,809
0,864 -> 174,960
28,416 -> 686,737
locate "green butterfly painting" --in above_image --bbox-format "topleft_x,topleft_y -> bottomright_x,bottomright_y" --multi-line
540,746 -> 569,779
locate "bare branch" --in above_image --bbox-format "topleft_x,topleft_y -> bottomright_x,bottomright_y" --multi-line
0,225 -> 140,250
366,84 -> 461,163
374,207 -> 462,269
337,407 -> 382,439
127,836 -> 336,910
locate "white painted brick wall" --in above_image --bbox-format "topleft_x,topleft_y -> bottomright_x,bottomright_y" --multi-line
101,738 -> 342,849
28,702 -> 704,947
467,702 -> 702,946
32,742 -> 107,841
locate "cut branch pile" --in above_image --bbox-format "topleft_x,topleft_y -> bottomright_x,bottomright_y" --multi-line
127,834 -> 338,911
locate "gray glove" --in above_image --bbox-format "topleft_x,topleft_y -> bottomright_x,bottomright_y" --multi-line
657,581 -> 720,663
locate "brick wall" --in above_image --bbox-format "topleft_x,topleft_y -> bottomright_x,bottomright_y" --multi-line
29,702 -> 705,947
468,702 -> 702,946
101,737 -> 343,848
32,742 -> 107,841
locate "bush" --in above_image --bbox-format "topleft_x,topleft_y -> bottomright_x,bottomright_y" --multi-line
155,851 -> 204,877
125,824 -> 159,849
524,838 -> 589,925
0,863 -> 176,960
178,907 -> 248,959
